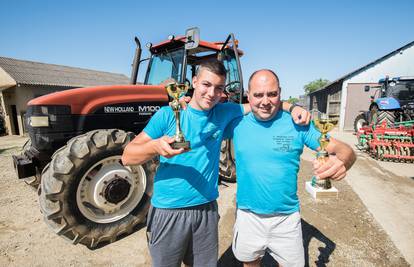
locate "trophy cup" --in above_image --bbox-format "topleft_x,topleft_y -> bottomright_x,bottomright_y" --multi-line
305,111 -> 339,199
165,83 -> 191,150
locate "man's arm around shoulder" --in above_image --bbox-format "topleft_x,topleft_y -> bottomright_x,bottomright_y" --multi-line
121,132 -> 185,166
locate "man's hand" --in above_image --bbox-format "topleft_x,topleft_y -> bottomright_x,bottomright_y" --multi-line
160,78 -> 177,86
292,106 -> 311,125
313,155 -> 347,181
153,136 -> 186,158
179,96 -> 191,110
169,96 -> 191,110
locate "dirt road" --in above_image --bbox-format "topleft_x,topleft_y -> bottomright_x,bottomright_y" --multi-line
331,131 -> 414,265
0,135 -> 410,266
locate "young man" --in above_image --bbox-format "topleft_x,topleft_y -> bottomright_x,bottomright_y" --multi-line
122,61 -> 309,267
225,69 -> 356,267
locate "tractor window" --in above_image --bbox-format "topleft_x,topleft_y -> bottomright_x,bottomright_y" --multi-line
222,49 -> 240,84
145,49 -> 185,85
221,49 -> 242,103
389,82 -> 414,101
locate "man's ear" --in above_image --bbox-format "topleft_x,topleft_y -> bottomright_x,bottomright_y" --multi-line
192,75 -> 198,88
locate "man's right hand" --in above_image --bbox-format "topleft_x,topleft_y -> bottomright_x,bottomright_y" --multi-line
291,105 -> 311,125
154,136 -> 186,158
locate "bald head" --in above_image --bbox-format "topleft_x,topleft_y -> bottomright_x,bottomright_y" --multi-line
248,69 -> 280,92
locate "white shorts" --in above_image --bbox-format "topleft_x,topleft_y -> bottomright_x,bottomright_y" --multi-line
232,209 -> 304,267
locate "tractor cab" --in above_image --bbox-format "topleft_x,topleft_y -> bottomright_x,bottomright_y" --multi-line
357,76 -> 414,132
132,28 -> 244,103
379,77 -> 414,105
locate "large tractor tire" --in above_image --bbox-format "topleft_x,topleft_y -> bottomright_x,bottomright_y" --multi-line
353,113 -> 368,132
377,110 -> 396,127
219,140 -> 236,183
39,129 -> 155,248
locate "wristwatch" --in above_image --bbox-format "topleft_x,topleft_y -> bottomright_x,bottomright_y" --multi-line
289,103 -> 301,113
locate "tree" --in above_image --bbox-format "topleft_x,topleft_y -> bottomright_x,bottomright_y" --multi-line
286,96 -> 299,104
304,78 -> 330,94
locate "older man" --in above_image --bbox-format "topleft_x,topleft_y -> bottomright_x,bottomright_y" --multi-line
225,69 -> 356,267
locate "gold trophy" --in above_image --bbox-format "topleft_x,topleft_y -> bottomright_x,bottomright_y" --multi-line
305,111 -> 339,199
165,82 -> 191,150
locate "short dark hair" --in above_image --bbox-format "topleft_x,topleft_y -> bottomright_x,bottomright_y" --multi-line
248,69 -> 280,90
196,60 -> 227,78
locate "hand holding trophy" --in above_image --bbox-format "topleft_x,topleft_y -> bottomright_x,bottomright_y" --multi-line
165,82 -> 191,150
306,110 -> 339,199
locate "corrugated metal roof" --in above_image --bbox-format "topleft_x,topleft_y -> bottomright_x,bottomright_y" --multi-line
0,56 -> 130,88
308,40 -> 414,95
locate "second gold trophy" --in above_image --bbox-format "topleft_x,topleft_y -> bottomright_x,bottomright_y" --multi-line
306,111 -> 339,199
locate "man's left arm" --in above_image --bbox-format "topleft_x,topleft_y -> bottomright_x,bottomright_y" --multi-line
314,137 -> 356,181
242,102 -> 311,125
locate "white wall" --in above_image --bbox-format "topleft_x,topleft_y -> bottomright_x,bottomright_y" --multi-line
339,43 -> 414,131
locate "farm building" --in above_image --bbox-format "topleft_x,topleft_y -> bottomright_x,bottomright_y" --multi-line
308,40 -> 414,131
0,57 -> 129,135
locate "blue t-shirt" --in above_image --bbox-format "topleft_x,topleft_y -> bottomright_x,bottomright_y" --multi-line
225,110 -> 321,214
144,102 -> 243,208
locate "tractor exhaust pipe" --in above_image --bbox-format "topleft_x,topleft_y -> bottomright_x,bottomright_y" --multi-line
130,37 -> 142,85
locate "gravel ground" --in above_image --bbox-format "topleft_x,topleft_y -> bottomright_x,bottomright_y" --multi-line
0,135 -> 409,266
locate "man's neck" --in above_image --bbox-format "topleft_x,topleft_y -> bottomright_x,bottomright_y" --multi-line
253,109 -> 280,122
188,99 -> 202,111
188,99 -> 214,111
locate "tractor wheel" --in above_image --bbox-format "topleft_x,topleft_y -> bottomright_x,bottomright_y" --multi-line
219,140 -> 236,183
354,113 -> 368,132
39,129 -> 155,248
369,105 -> 378,125
377,111 -> 396,127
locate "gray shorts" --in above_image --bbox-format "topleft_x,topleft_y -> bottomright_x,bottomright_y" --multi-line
146,201 -> 219,267
232,209 -> 304,267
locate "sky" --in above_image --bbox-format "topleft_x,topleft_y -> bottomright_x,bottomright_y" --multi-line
1,0 -> 413,99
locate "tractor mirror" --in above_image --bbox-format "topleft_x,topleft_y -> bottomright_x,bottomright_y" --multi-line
185,27 -> 200,50
364,85 -> 370,92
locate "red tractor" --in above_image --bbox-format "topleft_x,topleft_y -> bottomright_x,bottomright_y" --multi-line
13,28 -> 243,248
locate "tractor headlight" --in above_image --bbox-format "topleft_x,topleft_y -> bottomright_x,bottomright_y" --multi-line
29,116 -> 49,127
25,105 -> 71,131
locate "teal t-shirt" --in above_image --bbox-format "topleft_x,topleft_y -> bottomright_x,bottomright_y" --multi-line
144,102 -> 243,208
225,110 -> 321,214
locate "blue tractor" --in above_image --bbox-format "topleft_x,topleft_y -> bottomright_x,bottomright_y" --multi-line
354,76 -> 414,131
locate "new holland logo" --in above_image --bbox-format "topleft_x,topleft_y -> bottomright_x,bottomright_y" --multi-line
104,106 -> 135,113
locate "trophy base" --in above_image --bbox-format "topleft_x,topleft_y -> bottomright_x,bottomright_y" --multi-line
306,181 -> 338,200
171,141 -> 191,150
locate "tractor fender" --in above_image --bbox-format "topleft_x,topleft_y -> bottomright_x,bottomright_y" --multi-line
28,84 -> 169,114
375,97 -> 400,110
